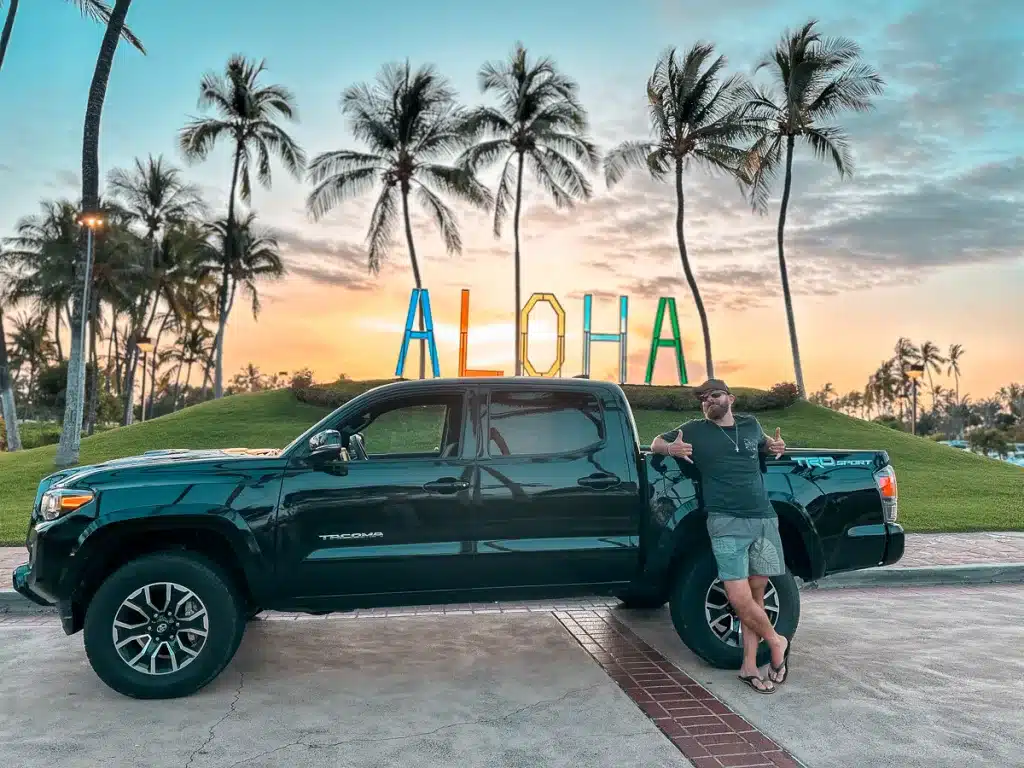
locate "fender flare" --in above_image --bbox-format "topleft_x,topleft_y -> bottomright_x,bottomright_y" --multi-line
61,508 -> 273,601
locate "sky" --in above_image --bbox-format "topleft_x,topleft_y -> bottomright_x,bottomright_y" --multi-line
1,0 -> 1022,402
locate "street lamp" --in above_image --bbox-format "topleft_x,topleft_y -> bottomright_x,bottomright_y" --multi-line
77,212 -> 105,404
907,364 -> 924,435
136,336 -> 153,422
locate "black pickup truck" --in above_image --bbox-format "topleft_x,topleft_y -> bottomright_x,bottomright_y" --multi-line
13,377 -> 904,699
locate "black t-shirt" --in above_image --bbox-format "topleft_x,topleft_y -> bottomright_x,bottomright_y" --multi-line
659,414 -> 775,519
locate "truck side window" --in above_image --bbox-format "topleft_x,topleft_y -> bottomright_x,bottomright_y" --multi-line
486,390 -> 605,457
356,395 -> 463,457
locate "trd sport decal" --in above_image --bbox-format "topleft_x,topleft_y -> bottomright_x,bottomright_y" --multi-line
791,456 -> 874,468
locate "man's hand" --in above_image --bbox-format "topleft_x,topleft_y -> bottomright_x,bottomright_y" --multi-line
667,431 -> 694,463
765,427 -> 785,459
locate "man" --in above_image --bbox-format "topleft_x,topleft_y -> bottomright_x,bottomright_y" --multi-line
650,379 -> 791,695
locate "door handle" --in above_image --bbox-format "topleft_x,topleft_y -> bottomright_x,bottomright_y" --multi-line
423,478 -> 470,494
577,473 -> 621,490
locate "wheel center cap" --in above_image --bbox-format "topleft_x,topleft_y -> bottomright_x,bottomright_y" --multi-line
156,622 -> 168,633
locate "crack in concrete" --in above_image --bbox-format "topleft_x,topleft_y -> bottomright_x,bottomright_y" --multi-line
185,671 -> 245,768
223,683 -> 603,767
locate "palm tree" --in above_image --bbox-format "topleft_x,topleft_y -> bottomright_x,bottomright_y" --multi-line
741,20 -> 885,399
305,60 -> 492,379
917,340 -> 946,409
204,213 -> 286,363
179,54 -> 305,398
0,0 -> 144,74
604,44 -> 757,380
946,343 -> 965,403
106,154 -> 206,420
457,43 -> 599,375
55,0 -> 144,468
0,250 -> 22,451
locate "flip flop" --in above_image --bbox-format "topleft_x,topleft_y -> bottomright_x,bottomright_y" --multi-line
769,639 -> 792,685
738,674 -> 776,694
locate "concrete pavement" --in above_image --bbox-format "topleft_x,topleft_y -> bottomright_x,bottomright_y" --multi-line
0,612 -> 695,768
618,584 -> 1024,768
3,584 -> 1022,767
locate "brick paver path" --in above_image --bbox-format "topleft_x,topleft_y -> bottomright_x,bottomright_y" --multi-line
4,532 -> 1023,587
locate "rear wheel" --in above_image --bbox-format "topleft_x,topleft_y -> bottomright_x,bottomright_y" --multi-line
668,548 -> 799,669
83,552 -> 245,699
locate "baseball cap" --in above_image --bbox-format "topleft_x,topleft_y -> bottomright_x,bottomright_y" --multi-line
695,378 -> 731,396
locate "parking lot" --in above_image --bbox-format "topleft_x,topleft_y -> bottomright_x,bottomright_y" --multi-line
1,585 -> 1021,767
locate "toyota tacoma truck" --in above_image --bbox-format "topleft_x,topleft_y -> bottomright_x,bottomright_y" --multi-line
13,377 -> 904,699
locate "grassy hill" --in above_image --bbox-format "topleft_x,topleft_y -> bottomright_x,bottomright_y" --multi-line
0,385 -> 1020,545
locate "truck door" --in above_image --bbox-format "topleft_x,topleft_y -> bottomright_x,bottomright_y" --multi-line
473,385 -> 640,597
276,387 -> 478,604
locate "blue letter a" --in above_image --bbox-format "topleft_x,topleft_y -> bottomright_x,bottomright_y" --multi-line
395,288 -> 441,378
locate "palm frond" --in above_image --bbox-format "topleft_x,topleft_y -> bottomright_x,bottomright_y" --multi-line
802,125 -> 853,177
306,166 -> 382,221
603,140 -> 659,187
414,183 -> 461,254
417,164 -> 492,210
68,0 -> 146,53
365,184 -> 400,274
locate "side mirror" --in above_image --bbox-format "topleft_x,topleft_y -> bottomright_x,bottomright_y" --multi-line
308,429 -> 343,462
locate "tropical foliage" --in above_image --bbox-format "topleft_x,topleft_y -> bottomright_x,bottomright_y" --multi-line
809,339 -> 1023,448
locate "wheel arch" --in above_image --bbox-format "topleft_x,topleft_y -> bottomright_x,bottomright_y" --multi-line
61,517 -> 263,635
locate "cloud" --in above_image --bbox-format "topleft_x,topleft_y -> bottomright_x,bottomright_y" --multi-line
273,229 -> 375,290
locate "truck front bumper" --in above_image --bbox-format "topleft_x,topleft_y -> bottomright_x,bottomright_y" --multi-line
12,562 -> 56,606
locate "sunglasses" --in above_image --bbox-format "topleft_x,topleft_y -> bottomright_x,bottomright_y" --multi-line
699,391 -> 729,402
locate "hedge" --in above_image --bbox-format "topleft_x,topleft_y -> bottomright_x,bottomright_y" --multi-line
291,378 -> 800,413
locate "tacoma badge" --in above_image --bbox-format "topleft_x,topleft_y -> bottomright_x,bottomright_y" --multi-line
318,532 -> 385,541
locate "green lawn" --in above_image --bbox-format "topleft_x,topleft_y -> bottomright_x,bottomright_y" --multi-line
1,387 -> 1020,545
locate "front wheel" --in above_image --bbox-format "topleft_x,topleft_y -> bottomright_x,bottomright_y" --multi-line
83,552 -> 245,699
668,548 -> 800,669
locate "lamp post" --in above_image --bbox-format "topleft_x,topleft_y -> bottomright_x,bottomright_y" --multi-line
136,336 -> 153,422
77,212 -> 105,404
907,364 -> 924,435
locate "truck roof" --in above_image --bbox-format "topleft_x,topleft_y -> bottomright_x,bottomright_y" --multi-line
367,376 -> 626,396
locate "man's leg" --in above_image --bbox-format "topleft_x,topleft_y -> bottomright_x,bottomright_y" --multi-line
741,575 -> 769,674
748,517 -> 790,683
722,578 -> 787,677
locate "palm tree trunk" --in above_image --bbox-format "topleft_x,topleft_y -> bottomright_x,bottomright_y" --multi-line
673,159 -> 714,379
85,291 -> 101,435
0,0 -> 18,75
214,145 -> 244,399
776,135 -> 805,399
55,0 -> 133,469
171,360 -> 184,411
400,183 -> 426,379
0,306 -> 23,452
53,309 -> 63,362
513,152 -> 524,377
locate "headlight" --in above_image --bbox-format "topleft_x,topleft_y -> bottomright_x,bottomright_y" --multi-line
39,488 -> 95,521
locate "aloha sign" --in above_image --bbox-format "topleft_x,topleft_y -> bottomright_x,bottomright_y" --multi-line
394,288 -> 689,385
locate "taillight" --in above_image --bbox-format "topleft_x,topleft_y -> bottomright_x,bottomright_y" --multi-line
874,465 -> 898,523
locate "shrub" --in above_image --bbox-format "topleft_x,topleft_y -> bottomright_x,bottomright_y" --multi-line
292,379 -> 801,413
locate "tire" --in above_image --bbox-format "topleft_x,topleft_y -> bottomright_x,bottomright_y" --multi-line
668,547 -> 800,669
83,552 -> 245,699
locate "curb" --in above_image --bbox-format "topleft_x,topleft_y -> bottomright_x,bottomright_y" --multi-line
3,564 -> 1023,616
799,563 -> 1024,590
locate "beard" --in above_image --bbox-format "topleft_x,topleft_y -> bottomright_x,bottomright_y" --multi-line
705,402 -> 729,420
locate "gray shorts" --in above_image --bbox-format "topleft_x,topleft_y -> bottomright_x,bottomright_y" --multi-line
706,514 -> 786,582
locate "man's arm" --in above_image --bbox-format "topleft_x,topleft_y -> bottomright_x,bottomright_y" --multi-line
650,425 -> 683,455
753,416 -> 769,453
